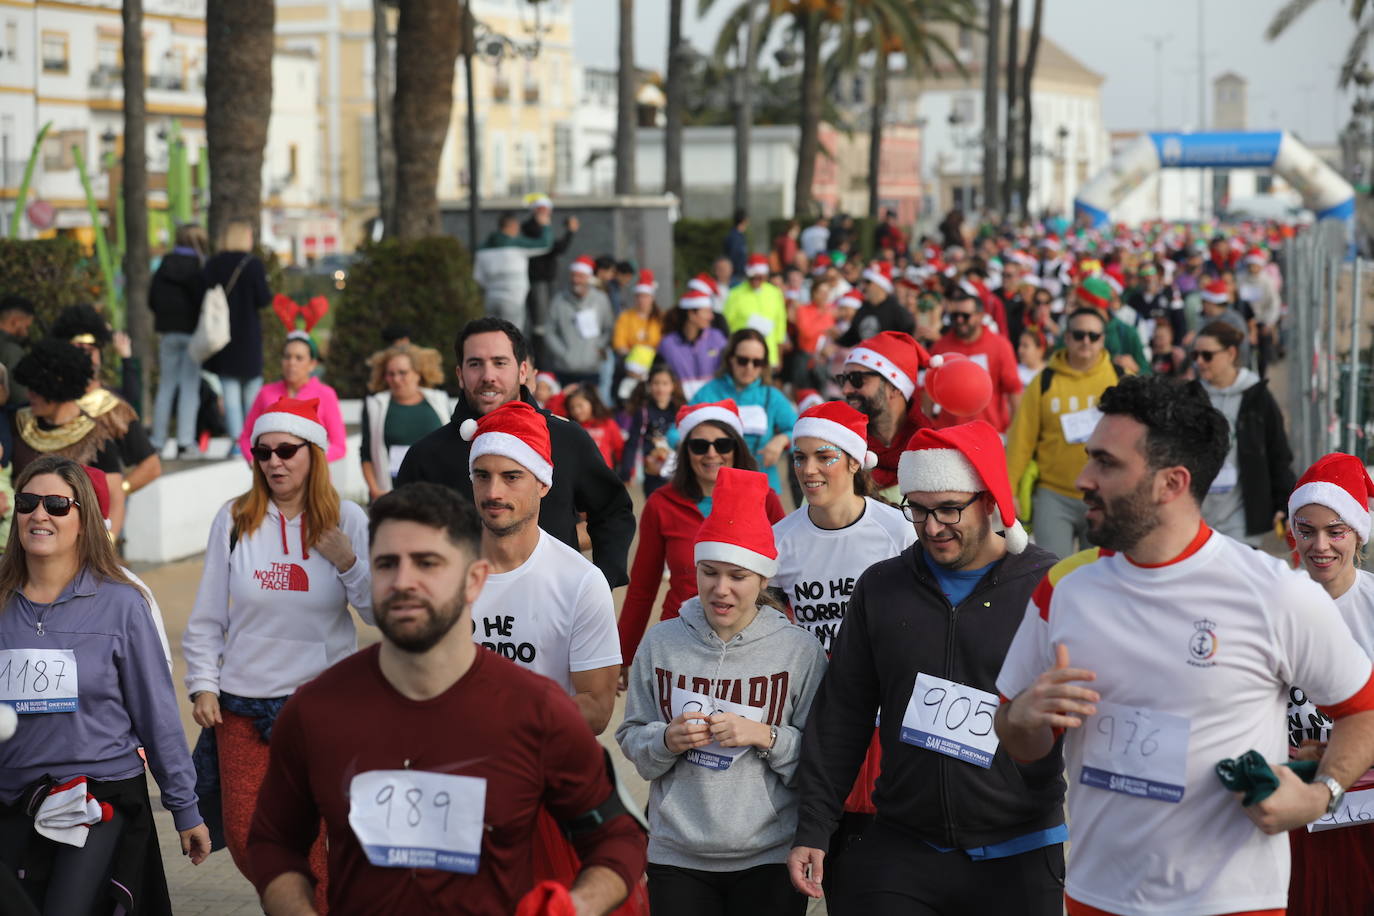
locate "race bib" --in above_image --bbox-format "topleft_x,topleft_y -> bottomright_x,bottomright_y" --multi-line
968,353 -> 989,371
1238,283 -> 1261,303
1059,407 -> 1103,445
670,686 -> 766,771
1209,462 -> 1238,495
738,404 -> 769,437
746,314 -> 774,337
348,770 -> 485,873
1080,701 -> 1190,803
1309,786 -> 1374,832
574,309 -> 600,340
899,673 -> 999,768
0,649 -> 78,714
387,445 -> 410,479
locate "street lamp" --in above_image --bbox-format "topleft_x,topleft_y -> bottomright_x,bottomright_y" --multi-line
1056,125 -> 1069,215
948,108 -> 972,211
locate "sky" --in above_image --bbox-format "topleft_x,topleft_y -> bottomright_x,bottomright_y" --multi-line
571,0 -> 1362,146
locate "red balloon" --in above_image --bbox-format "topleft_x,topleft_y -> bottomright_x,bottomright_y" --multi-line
927,357 -> 992,418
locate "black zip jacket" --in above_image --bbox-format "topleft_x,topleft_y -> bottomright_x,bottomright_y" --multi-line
394,387 -> 635,587
1233,379 -> 1295,537
794,542 -> 1064,852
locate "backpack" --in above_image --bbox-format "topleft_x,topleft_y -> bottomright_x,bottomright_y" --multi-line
190,255 -> 249,364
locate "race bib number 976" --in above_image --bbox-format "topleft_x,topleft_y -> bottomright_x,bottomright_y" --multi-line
899,673 -> 1000,768
348,770 -> 486,874
1080,701 -> 1190,803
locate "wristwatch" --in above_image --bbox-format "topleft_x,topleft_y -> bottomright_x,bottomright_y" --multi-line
1318,774 -> 1345,815
757,726 -> 779,760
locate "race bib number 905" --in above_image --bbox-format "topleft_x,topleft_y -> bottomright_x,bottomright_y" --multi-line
1080,701 -> 1190,803
348,770 -> 486,874
899,673 -> 1000,768
0,649 -> 78,713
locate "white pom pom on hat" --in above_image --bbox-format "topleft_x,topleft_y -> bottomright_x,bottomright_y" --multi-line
463,401 -> 553,486
459,418 -> 479,441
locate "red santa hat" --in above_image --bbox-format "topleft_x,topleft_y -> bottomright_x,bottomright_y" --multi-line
570,255 -> 596,276
793,401 -> 877,470
1201,279 -> 1231,303
634,269 -> 657,296
745,254 -> 770,277
846,331 -> 928,401
534,371 -> 561,395
897,420 -> 1028,553
251,397 -> 329,452
837,288 -> 864,310
676,399 -> 744,440
1288,453 -> 1374,544
862,260 -> 894,293
460,400 -> 553,486
1244,248 -> 1269,266
795,388 -> 824,413
688,272 -> 720,298
693,467 -> 778,576
678,288 -> 713,310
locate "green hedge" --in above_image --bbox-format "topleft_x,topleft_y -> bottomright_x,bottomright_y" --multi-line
673,218 -> 732,287
0,239 -> 104,329
322,236 -> 481,399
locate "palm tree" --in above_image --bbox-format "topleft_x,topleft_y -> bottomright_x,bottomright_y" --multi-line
1002,0 -> 1018,217
1018,0 -> 1043,217
615,0 -> 636,194
392,0 -> 460,238
373,0 -> 397,236
980,0 -> 1000,215
123,0 -> 152,409
664,0 -> 686,199
1266,0 -> 1371,87
205,0 -> 274,246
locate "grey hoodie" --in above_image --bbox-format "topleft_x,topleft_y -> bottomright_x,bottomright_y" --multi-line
1201,366 -> 1261,539
616,596 -> 827,871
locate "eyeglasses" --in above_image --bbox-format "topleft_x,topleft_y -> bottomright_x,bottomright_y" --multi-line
251,442 -> 307,463
833,370 -> 882,389
1068,329 -> 1103,343
733,356 -> 767,370
1190,349 -> 1223,363
15,493 -> 80,516
900,492 -> 984,526
687,437 -> 738,456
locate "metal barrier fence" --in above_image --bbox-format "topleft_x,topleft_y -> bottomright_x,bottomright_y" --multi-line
1281,220 -> 1368,471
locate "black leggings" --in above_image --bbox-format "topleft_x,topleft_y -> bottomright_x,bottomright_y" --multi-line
647,862 -> 807,916
0,805 -> 126,916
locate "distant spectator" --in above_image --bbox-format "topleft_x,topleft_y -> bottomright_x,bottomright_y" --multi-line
723,255 -> 789,367
724,209 -> 749,281
379,322 -> 413,347
521,196 -> 579,366
800,214 -> 830,261
658,289 -> 728,398
239,332 -> 348,466
565,384 -> 623,471
874,208 -> 908,258
773,219 -> 801,271
473,212 -> 552,331
150,222 -> 208,456
203,220 -> 272,457
545,256 -> 614,387
620,365 -> 684,496
359,344 -> 449,502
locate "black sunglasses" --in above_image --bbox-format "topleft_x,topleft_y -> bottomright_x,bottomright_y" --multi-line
945,311 -> 975,322
16,493 -> 80,516
733,356 -> 767,370
687,437 -> 738,456
834,370 -> 882,389
1191,349 -> 1223,363
1068,330 -> 1103,343
251,442 -> 307,463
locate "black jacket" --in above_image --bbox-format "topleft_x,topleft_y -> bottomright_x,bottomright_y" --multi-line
794,542 -> 1065,852
149,251 -> 205,334
1234,379 -> 1295,537
522,217 -> 575,283
838,295 -> 915,347
394,388 -> 636,587
201,252 -> 271,378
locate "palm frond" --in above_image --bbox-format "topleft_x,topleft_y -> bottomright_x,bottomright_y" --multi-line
1264,0 -> 1322,41
1339,19 -> 1373,86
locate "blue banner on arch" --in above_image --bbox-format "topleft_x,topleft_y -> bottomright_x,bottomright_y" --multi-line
1149,132 -> 1283,169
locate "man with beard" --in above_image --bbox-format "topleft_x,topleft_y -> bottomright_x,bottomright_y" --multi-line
996,375 -> 1374,916
396,317 -> 634,588
836,331 -> 932,504
931,284 -> 1022,433
463,399 -> 620,734
790,420 -> 1063,915
247,482 -> 646,915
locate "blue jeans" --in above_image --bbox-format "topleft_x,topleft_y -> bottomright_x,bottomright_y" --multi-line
218,374 -> 263,445
151,332 -> 201,449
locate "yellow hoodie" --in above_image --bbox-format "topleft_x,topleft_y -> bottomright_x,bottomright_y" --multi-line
1006,349 -> 1121,501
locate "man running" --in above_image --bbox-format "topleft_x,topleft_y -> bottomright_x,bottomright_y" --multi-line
836,331 -> 932,503
247,482 -> 645,914
996,375 -> 1374,916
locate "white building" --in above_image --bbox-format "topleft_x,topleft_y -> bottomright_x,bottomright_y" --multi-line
635,124 -> 799,220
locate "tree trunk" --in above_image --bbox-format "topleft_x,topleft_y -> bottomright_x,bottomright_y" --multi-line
122,0 -> 151,412
664,0 -> 685,198
867,43 -> 888,220
615,0 -> 636,195
392,0 -> 460,239
373,0 -> 397,237
733,0 -> 760,214
1021,0 -> 1043,218
205,0 -> 274,247
981,0 -> 1000,215
1003,0 -> 1019,217
794,9 -> 822,219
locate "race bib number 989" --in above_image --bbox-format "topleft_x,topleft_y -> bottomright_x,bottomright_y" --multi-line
899,673 -> 1000,768
348,770 -> 486,874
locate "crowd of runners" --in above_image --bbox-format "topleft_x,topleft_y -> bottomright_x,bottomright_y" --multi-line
0,205 -> 1372,916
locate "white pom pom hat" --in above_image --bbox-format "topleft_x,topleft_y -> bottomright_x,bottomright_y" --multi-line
460,400 -> 554,487
252,397 -> 329,452
793,401 -> 877,471
676,400 -> 744,440
1289,452 -> 1374,544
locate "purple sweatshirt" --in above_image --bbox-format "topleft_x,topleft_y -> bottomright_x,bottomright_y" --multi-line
657,327 -> 728,396
0,568 -> 202,831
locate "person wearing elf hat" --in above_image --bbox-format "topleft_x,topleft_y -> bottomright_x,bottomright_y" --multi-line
1073,274 -> 1151,377
184,397 -> 373,905
723,254 -> 789,368
473,212 -> 553,333
238,330 -> 348,466
546,254 -> 615,389
996,375 -> 1374,916
836,330 -> 933,503
931,283 -> 1023,433
791,420 -> 1062,914
618,467 -> 826,916
836,259 -> 916,347
1285,453 -> 1374,915
246,482 -> 647,916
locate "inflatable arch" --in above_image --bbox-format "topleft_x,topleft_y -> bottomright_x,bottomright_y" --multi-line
1073,131 -> 1355,228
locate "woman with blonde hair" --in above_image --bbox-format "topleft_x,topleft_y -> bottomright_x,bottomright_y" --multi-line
360,344 -> 449,501
0,455 -> 210,912
184,398 -> 372,910
202,219 -> 271,457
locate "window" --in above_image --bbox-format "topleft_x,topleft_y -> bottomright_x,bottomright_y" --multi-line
42,31 -> 68,74
554,123 -> 572,190
42,128 -> 85,171
97,37 -> 119,70
4,20 -> 17,61
952,96 -> 974,124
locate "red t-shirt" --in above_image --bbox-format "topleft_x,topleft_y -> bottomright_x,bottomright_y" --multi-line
248,646 -> 646,915
580,417 -> 625,469
793,303 -> 836,354
931,329 -> 1023,432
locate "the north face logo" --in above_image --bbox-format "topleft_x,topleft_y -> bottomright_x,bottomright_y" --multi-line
254,562 -> 309,591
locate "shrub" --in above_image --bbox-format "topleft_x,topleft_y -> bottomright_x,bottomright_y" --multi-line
0,239 -> 105,330
673,218 -> 732,286
322,236 -> 480,399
